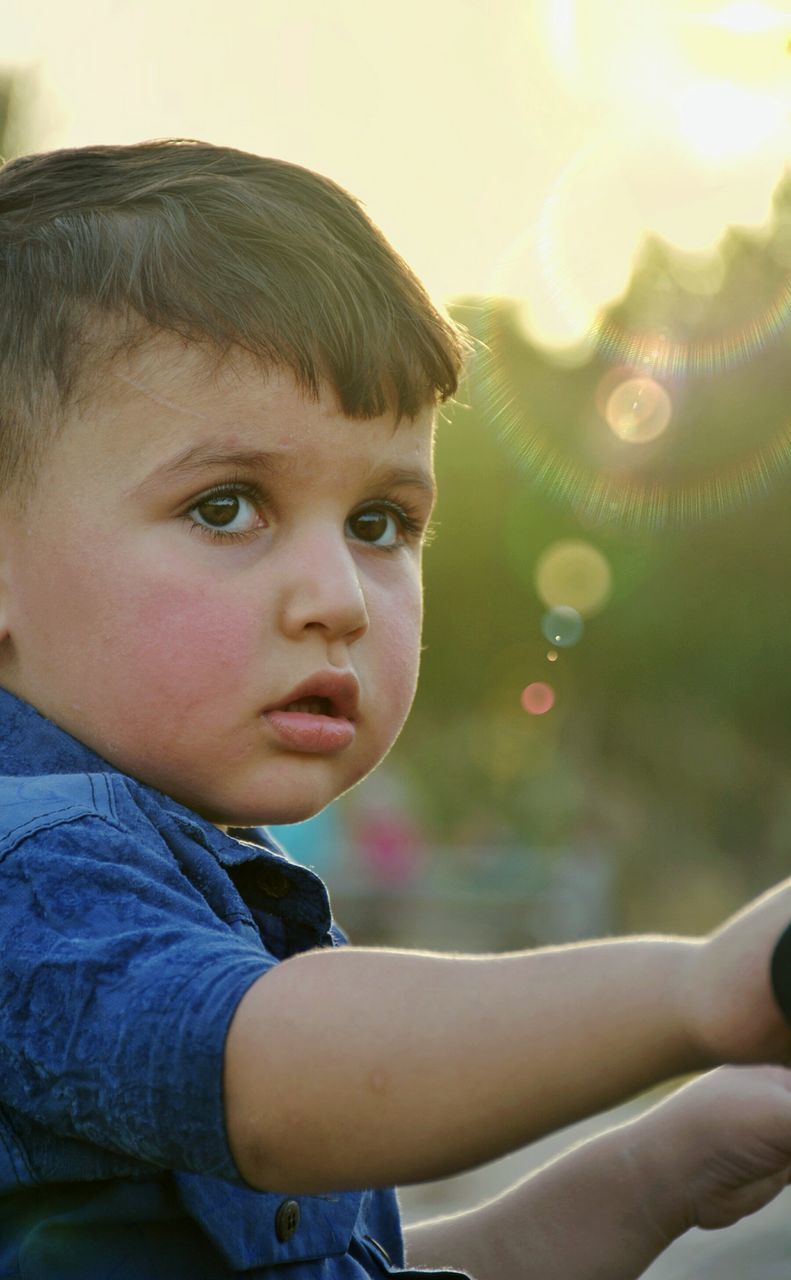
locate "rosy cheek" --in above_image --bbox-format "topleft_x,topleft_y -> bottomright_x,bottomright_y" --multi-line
124,580 -> 257,693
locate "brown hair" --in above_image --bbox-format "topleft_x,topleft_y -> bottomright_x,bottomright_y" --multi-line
0,138 -> 470,495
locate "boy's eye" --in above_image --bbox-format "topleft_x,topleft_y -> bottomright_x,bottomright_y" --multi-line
346,506 -> 406,548
188,489 -> 263,535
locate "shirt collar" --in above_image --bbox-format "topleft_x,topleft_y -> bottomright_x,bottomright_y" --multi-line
0,686 -> 285,862
0,685 -> 122,779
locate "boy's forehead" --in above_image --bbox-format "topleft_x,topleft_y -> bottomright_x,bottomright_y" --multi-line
79,337 -> 436,483
103,337 -> 304,429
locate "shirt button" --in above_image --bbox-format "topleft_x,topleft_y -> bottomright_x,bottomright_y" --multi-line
275,1198 -> 301,1242
255,866 -> 291,898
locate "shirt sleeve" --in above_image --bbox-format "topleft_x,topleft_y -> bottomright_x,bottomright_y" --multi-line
0,813 -> 273,1182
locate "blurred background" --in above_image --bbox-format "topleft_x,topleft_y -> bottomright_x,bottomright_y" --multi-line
4,2 -> 791,1270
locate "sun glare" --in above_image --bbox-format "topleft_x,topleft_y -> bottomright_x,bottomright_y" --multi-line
520,0 -> 791,346
676,81 -> 788,161
691,2 -> 790,33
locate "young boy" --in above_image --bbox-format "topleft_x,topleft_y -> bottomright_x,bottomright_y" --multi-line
1,139 -> 791,1280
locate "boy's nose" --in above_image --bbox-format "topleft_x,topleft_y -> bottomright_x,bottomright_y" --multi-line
277,535 -> 369,644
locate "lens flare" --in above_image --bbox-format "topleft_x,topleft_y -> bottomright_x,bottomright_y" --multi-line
604,376 -> 673,444
472,299 -> 791,529
521,682 -> 555,715
535,542 -> 612,617
591,278 -> 791,376
541,604 -> 584,646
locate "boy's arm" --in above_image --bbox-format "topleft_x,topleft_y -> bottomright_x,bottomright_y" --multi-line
224,878 -> 791,1192
403,1065 -> 791,1280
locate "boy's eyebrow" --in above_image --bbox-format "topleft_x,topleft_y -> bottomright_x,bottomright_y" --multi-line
129,443 -> 436,503
125,444 -> 276,496
366,464 -> 437,505
136,444 -> 279,487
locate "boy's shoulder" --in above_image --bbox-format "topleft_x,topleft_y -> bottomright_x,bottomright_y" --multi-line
0,769 -> 167,860
0,770 -> 115,834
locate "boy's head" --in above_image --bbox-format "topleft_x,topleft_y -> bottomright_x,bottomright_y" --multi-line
0,138 -> 467,500
0,139 -> 469,826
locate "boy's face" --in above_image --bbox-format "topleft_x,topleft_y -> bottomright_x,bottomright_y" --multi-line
0,337 -> 435,826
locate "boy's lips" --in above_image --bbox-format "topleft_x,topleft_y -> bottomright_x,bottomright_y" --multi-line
261,670 -> 359,753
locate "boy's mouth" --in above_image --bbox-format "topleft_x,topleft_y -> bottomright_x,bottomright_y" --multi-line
266,671 -> 360,722
281,696 -> 334,716
261,671 -> 360,753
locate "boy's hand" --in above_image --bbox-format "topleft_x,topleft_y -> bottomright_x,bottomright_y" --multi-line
684,878 -> 791,1064
633,1065 -> 791,1237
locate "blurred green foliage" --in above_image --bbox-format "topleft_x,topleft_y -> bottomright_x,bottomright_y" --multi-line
0,71 -> 21,159
0,67 -> 31,160
390,173 -> 791,933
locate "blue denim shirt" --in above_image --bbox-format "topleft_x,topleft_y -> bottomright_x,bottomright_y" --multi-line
0,689 -> 469,1278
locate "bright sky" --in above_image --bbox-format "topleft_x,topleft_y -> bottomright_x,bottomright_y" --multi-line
2,0 -> 790,347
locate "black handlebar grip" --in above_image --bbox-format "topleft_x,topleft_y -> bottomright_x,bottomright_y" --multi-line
770,920 -> 791,1024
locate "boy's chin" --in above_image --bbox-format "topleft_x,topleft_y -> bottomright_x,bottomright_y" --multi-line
189,761 -> 375,830
197,796 -> 333,831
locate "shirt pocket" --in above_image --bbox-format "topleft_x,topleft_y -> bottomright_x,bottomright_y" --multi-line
175,1170 -> 363,1270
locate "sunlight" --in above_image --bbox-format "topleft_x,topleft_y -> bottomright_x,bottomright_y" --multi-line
690,2 -> 790,33
523,0 -> 791,345
675,81 -> 788,161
